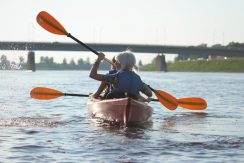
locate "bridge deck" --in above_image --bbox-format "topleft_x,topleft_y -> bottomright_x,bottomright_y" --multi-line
0,41 -> 244,57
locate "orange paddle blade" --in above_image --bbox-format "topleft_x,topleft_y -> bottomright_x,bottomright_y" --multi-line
178,97 -> 207,110
37,11 -> 68,35
154,89 -> 178,110
30,87 -> 64,100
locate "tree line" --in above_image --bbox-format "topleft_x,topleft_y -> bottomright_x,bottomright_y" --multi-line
0,55 -> 24,70
0,55 -> 111,70
0,54 -> 144,70
36,56 -> 99,70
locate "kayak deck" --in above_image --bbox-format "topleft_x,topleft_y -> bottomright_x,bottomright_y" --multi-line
87,97 -> 153,127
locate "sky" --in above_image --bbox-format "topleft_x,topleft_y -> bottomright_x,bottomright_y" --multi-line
1,0 -> 244,64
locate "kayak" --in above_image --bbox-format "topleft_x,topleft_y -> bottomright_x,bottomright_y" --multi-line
87,97 -> 153,126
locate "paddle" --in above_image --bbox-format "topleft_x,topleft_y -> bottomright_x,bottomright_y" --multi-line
151,97 -> 207,110
147,87 -> 206,110
36,11 -> 115,66
30,87 -> 89,100
30,87 -> 206,110
147,86 -> 178,110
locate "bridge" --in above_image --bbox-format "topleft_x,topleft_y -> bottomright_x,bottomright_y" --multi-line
1,41 -> 244,71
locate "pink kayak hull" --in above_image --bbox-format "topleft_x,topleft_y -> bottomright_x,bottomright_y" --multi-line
87,97 -> 153,126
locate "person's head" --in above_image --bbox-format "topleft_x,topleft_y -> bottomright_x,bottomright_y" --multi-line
115,50 -> 136,71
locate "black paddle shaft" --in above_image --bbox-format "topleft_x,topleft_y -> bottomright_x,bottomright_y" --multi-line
64,93 -> 90,97
67,33 -> 99,55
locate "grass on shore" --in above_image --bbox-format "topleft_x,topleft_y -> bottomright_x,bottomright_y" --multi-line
142,58 -> 244,72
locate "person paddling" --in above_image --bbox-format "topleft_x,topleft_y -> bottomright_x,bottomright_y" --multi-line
89,50 -> 152,101
91,57 -> 118,99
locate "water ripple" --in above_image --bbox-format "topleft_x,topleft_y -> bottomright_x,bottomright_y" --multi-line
0,116 -> 66,127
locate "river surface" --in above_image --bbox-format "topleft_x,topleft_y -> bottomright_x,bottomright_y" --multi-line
0,70 -> 243,162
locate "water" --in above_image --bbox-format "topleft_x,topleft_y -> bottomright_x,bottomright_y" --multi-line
0,70 -> 243,163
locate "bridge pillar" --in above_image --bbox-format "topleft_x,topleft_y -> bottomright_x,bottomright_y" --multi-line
27,51 -> 36,72
155,54 -> 167,72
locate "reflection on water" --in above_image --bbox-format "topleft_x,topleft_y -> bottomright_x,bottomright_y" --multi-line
161,112 -> 208,130
88,117 -> 153,139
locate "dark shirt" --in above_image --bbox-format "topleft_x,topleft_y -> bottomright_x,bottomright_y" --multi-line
102,71 -> 148,97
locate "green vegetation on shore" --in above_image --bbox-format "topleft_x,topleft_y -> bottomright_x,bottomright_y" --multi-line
167,58 -> 244,72
141,41 -> 244,72
142,58 -> 244,72
1,54 -> 244,72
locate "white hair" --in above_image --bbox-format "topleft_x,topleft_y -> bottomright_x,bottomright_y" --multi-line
116,50 -> 136,71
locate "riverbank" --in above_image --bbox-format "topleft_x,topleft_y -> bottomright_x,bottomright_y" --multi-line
142,58 -> 244,72
2,57 -> 244,72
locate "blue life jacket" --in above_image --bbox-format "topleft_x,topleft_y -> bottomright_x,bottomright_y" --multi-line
107,69 -> 117,92
111,71 -> 143,96
109,69 -> 117,75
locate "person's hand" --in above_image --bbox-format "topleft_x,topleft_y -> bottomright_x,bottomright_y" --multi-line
146,97 -> 152,102
97,52 -> 105,61
90,93 -> 99,99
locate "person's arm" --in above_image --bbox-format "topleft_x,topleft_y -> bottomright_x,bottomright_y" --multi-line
89,53 -> 106,81
141,82 -> 152,97
92,81 -> 107,98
